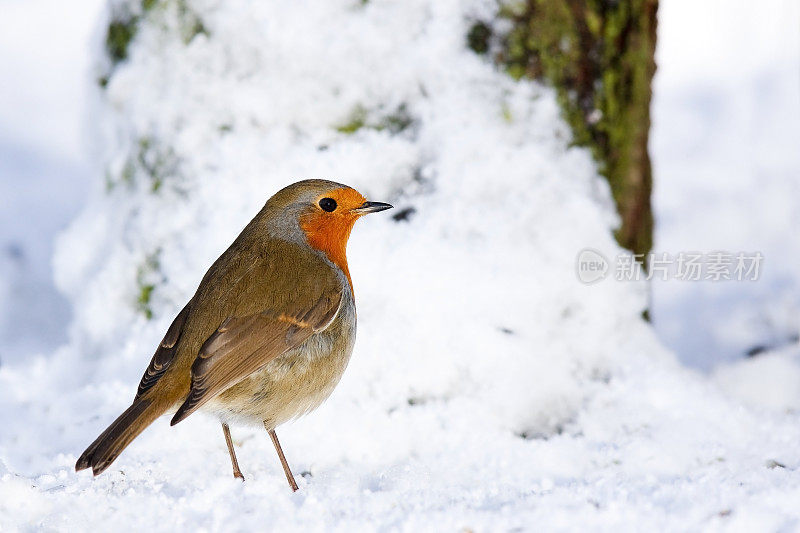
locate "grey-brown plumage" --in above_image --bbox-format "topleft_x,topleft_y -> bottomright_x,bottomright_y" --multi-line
75,180 -> 391,487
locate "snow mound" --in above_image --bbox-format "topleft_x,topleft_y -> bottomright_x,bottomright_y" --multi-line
1,0 -> 799,530
714,344 -> 800,411
54,0 -> 642,438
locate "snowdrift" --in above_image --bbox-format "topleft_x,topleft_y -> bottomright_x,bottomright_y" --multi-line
1,1 -> 798,530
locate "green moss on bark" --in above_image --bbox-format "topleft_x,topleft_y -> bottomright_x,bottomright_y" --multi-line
467,21 -> 492,55
104,137 -> 178,193
106,19 -> 138,64
102,0 -> 207,75
482,0 -> 657,259
336,104 -> 415,135
135,250 -> 162,320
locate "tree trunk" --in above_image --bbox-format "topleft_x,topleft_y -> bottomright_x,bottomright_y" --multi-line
471,0 -> 658,260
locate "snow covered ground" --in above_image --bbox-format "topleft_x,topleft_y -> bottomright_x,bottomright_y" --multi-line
651,0 -> 800,372
0,0 -> 104,362
1,0 -> 799,531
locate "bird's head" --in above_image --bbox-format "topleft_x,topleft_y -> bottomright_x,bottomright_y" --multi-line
263,179 -> 392,284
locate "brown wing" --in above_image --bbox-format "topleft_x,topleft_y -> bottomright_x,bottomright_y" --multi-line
135,303 -> 191,400
169,288 -> 343,425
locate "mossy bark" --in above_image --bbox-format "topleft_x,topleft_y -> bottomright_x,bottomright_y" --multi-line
488,0 -> 657,260
101,0 -> 208,77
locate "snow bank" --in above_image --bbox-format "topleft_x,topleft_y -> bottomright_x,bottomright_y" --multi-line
1,0 -> 799,530
53,0 -> 643,439
714,344 -> 800,411
650,0 -> 800,368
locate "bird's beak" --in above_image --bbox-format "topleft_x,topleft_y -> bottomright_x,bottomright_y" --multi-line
351,201 -> 393,215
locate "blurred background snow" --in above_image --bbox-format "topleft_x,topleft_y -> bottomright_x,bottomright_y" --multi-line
1,0 -> 797,373
0,0 -> 799,530
651,0 -> 800,371
0,0 -> 105,362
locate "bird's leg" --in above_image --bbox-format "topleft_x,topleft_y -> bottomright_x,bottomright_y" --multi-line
221,423 -> 245,480
265,424 -> 298,492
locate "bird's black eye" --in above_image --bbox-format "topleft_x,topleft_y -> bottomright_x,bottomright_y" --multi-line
319,197 -> 337,212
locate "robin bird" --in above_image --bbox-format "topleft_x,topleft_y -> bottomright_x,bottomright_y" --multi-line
75,179 -> 392,490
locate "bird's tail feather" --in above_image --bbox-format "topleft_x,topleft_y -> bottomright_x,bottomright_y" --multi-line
75,397 -> 164,475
